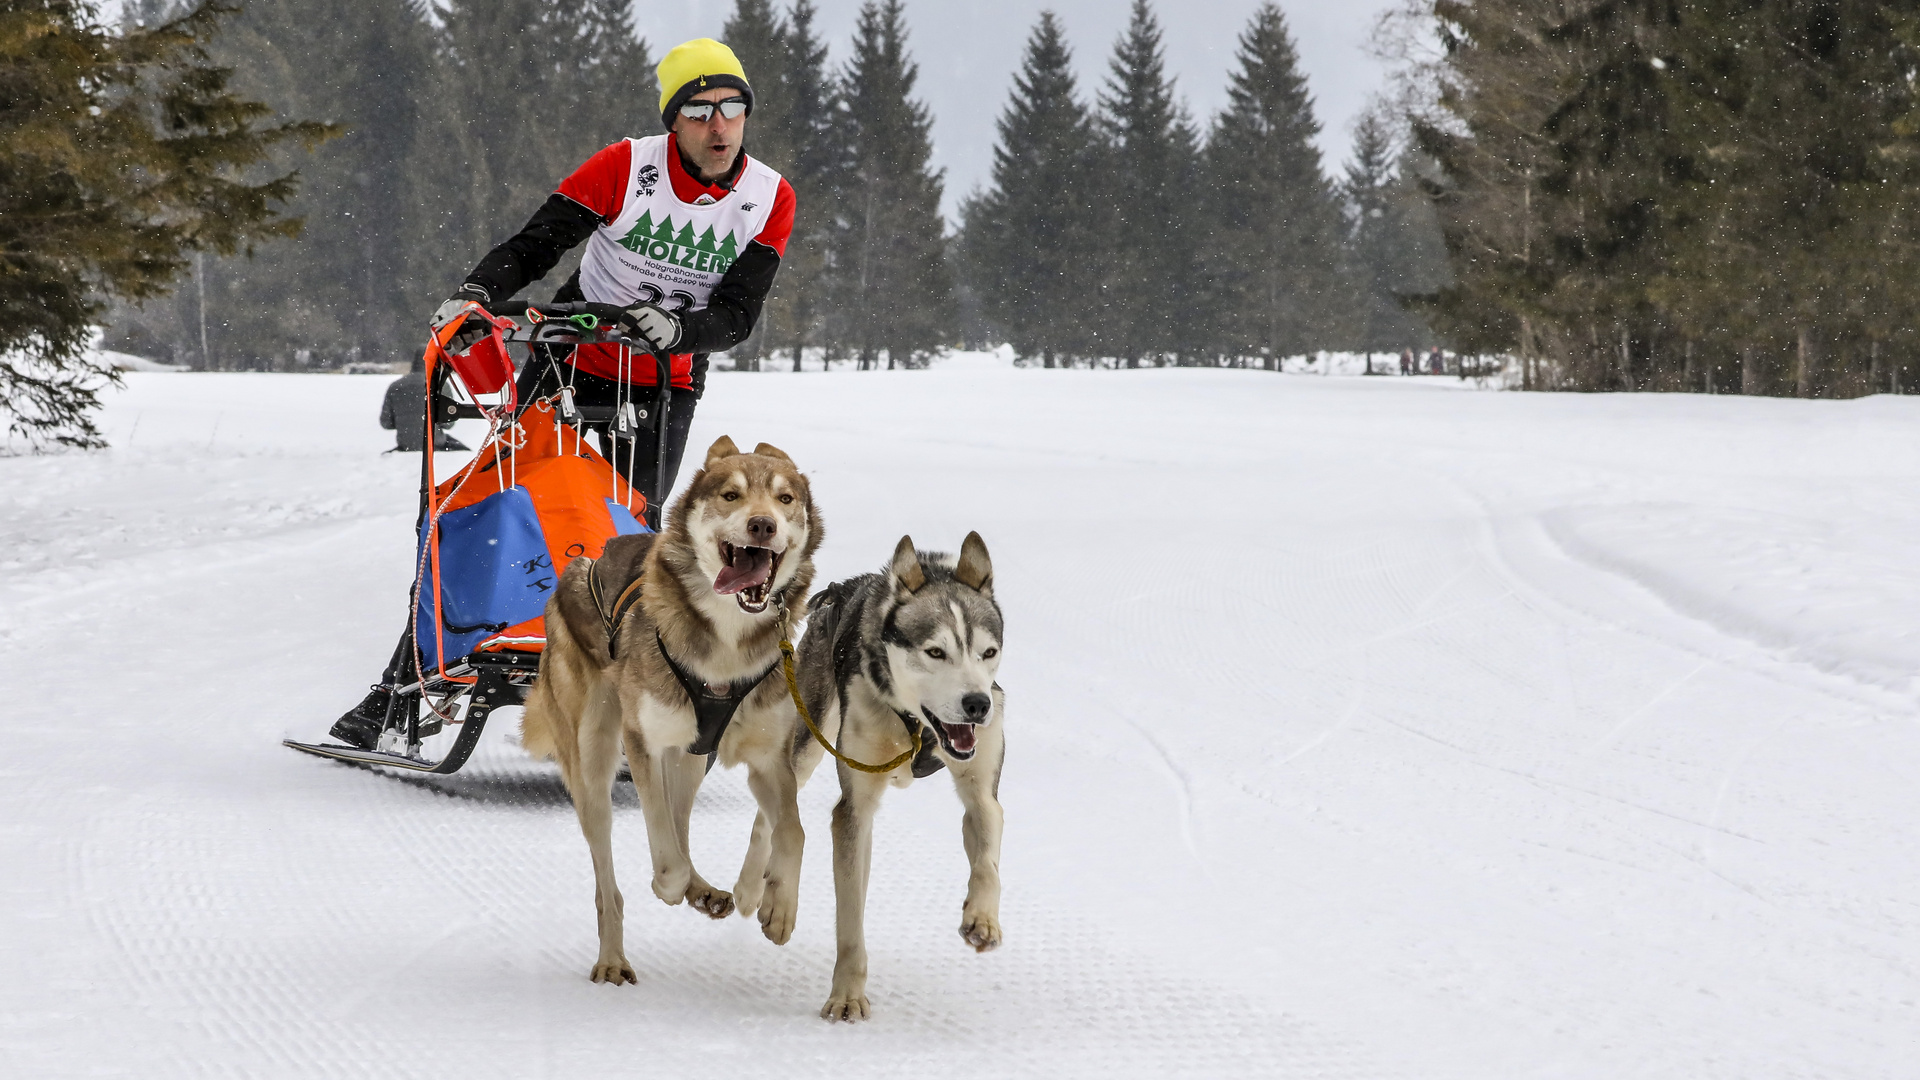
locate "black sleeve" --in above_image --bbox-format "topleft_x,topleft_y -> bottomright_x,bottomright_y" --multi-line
462,194 -> 603,300
675,240 -> 783,355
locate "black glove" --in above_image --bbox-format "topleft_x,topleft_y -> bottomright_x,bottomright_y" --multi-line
619,301 -> 683,353
430,284 -> 492,353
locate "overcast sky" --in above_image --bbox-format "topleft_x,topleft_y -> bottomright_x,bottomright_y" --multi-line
645,1 -> 1402,223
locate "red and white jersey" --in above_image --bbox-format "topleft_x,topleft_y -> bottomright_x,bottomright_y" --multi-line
555,133 -> 795,386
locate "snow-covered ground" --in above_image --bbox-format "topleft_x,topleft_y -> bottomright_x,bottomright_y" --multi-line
4,365 -> 1917,1078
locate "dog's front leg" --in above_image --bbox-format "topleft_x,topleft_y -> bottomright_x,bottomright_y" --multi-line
742,749 -> 804,945
575,687 -> 635,984
663,743 -> 733,918
732,808 -> 772,918
951,734 -> 1006,953
822,765 -> 889,1021
621,719 -> 696,908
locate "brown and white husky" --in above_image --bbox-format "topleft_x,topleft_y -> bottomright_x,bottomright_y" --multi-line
519,435 -> 823,984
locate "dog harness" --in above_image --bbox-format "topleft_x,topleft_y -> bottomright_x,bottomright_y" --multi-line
587,557 -> 780,756
657,630 -> 779,756
894,708 -> 948,778
586,558 -> 647,659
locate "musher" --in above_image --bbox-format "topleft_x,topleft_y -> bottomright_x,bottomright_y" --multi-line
329,38 -> 796,749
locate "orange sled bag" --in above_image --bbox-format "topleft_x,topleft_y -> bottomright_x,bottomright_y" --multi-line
413,394 -> 649,674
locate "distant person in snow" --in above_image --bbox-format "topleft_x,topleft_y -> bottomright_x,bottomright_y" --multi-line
328,38 -> 799,751
379,355 -> 467,452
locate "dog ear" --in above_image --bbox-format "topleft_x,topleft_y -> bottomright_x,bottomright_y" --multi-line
890,534 -> 926,593
752,442 -> 793,464
703,435 -> 740,468
954,531 -> 993,593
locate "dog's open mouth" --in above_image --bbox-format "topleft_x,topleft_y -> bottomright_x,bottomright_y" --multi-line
714,541 -> 783,612
923,707 -> 978,758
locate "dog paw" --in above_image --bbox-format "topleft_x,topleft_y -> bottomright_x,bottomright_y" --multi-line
959,911 -> 1002,953
758,880 -> 797,945
650,863 -> 692,905
590,957 -> 637,985
686,881 -> 735,920
820,991 -> 870,1022
731,874 -> 766,918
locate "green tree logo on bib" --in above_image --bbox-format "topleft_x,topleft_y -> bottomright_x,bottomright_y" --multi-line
617,209 -> 740,274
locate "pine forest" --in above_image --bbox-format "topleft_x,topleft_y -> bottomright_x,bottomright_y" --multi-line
10,0 -> 1914,427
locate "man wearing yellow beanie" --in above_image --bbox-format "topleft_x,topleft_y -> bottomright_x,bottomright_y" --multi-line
425,36 -> 792,497
329,39 -> 796,750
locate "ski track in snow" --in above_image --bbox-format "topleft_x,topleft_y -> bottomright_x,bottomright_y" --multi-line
4,370 -> 1918,1079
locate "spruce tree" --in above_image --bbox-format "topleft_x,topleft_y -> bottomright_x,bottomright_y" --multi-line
1341,111 -> 1438,364
427,0 -> 655,287
961,11 -> 1103,367
1413,0 -> 1568,383
1416,0 -> 1920,395
770,0 -> 844,371
1097,0 -> 1202,367
1,0 -> 331,446
832,0 -> 953,367
1201,4 -> 1350,369
724,0 -> 794,171
1660,0 -> 1920,397
1342,112 -> 1395,367
107,0 -> 440,369
721,0 -> 790,370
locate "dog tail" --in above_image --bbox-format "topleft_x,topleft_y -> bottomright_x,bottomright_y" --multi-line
518,598 -> 569,762
519,685 -> 558,763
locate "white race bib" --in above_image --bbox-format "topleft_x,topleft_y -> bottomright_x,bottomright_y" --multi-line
577,134 -> 782,314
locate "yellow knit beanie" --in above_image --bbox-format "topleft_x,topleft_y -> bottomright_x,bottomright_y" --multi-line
656,39 -> 753,130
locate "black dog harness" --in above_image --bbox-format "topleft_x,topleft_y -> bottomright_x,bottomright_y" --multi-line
587,557 -> 780,757
657,630 -> 780,756
894,708 -> 948,778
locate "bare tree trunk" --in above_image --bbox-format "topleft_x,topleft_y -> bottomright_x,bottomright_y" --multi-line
1519,316 -> 1533,391
195,251 -> 211,371
1617,323 -> 1633,391
1683,338 -> 1695,392
1869,339 -> 1884,393
1795,326 -> 1812,398
1741,343 -> 1759,395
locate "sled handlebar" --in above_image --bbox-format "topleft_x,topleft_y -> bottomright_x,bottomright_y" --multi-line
474,299 -> 664,353
438,297 -> 674,531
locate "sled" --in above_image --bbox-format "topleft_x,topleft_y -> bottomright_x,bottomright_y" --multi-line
286,300 -> 671,774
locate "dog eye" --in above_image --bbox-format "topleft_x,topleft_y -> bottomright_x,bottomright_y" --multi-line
778,493 -> 793,504
924,647 -> 946,661
722,492 -> 740,502
980,647 -> 997,660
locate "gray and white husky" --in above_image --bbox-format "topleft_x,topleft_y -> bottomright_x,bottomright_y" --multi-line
763,532 -> 1007,1021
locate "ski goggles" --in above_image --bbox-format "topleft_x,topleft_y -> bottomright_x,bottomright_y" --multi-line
678,97 -> 750,123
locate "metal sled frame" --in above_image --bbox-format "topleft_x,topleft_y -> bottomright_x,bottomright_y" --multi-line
287,301 -> 671,775
283,651 -> 541,773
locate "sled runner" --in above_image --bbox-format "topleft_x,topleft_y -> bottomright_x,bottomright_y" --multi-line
286,300 -> 672,774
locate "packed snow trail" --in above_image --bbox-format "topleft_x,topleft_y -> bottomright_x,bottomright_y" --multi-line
3,368 -> 1916,1079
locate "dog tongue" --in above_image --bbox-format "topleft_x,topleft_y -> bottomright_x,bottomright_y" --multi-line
940,722 -> 977,753
714,547 -> 773,595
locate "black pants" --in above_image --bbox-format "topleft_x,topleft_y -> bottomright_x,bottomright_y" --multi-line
377,354 -> 699,688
